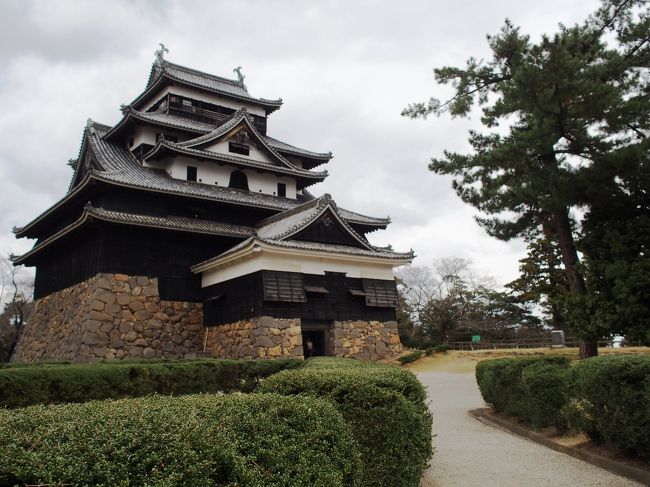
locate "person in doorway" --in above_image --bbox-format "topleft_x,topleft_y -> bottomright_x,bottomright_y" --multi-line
305,337 -> 314,358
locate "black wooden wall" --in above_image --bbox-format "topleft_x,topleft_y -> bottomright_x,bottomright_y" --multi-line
202,270 -> 397,326
32,221 -> 241,301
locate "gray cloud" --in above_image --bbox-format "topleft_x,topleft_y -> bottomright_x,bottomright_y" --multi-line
0,0 -> 601,285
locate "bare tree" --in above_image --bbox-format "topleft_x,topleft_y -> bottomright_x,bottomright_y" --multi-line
397,257 -> 538,345
0,255 -> 34,361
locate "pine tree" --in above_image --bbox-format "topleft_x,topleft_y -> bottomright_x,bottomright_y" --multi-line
403,0 -> 649,358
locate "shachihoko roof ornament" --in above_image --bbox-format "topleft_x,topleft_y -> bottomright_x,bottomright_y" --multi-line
233,66 -> 246,89
154,43 -> 169,66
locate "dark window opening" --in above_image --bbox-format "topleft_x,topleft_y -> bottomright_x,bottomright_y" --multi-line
186,166 -> 197,182
277,182 -> 287,197
229,142 -> 250,156
228,170 -> 249,190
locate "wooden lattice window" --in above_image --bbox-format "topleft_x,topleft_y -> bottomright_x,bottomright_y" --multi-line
263,271 -> 306,302
361,279 -> 398,308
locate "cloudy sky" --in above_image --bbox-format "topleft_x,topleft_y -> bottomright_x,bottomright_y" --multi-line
0,0 -> 601,286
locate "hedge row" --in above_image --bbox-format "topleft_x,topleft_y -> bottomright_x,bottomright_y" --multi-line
0,358 -> 302,408
258,357 -> 433,487
475,356 -> 570,430
0,393 -> 360,486
567,355 -> 650,461
476,354 -> 650,462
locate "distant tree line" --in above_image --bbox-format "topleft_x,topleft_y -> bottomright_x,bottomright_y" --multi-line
403,0 -> 649,357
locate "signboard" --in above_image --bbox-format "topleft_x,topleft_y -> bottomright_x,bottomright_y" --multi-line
471,335 -> 481,343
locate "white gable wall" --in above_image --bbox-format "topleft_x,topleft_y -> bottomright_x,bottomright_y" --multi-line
205,139 -> 276,166
200,250 -> 397,287
161,156 -> 297,198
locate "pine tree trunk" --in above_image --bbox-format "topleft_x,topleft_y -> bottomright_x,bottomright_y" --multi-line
541,221 -> 565,331
550,209 -> 598,359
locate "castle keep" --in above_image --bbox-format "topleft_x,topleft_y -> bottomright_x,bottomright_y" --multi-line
12,49 -> 412,362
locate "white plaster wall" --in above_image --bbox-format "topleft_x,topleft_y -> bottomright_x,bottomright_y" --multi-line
131,126 -> 158,148
201,251 -> 398,287
164,156 -> 297,197
141,85 -> 267,116
206,139 -> 274,166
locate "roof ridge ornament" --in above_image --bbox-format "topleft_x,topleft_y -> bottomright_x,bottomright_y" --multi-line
119,104 -> 131,115
155,43 -> 169,66
233,66 -> 246,89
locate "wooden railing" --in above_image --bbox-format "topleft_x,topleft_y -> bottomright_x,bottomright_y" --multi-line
446,337 -> 614,350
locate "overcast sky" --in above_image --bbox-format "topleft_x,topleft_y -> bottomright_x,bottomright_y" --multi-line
0,0 -> 601,287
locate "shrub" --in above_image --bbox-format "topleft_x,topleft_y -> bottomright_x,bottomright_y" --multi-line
425,348 -> 435,356
258,358 -> 432,487
0,393 -> 361,487
475,356 -> 570,429
0,358 -> 301,408
567,355 -> 650,461
434,344 -> 450,353
397,350 -> 424,364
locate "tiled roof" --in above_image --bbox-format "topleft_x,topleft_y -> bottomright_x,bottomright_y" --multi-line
87,123 -> 310,209
88,207 -> 253,237
262,136 -> 331,161
147,109 -> 328,180
13,206 -> 252,265
141,61 -> 282,111
255,193 -> 374,250
148,142 -> 328,180
191,236 -> 414,272
107,108 -> 332,164
15,122 -> 389,237
127,109 -> 216,133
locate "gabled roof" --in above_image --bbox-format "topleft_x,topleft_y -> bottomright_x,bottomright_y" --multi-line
191,193 -> 413,273
104,108 -> 216,141
143,108 -> 328,182
16,122 -> 388,238
133,60 -> 283,113
191,237 -> 414,274
13,206 -> 252,265
256,193 -> 373,250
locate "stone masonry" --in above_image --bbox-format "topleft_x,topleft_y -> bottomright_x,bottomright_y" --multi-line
204,317 -> 304,359
331,320 -> 402,360
12,273 -> 204,362
13,273 -> 402,362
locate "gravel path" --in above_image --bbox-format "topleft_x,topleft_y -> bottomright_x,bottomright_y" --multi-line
418,371 -> 643,487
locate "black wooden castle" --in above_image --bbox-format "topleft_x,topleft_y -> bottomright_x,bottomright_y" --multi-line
14,48 -> 412,359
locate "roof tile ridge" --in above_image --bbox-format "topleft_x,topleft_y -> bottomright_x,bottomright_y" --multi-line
264,135 -> 332,159
256,194 -> 326,228
339,207 -> 391,224
163,60 -> 246,88
161,144 -> 327,178
176,108 -> 246,147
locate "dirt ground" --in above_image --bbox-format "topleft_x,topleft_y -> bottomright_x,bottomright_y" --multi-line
404,346 -> 650,374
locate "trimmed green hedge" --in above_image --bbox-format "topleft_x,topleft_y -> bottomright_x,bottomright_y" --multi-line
475,356 -> 570,430
258,357 -> 432,487
567,355 -> 650,461
0,358 -> 301,408
0,393 -> 360,486
398,350 -> 424,364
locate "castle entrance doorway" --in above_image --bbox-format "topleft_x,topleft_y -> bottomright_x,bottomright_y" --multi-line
301,320 -> 331,358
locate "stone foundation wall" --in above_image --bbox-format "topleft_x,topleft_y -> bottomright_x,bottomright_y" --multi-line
205,317 -> 303,359
12,273 -> 204,363
331,320 -> 402,360
13,275 -> 401,363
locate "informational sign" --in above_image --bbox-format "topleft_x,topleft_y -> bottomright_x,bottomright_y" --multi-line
471,335 -> 481,343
